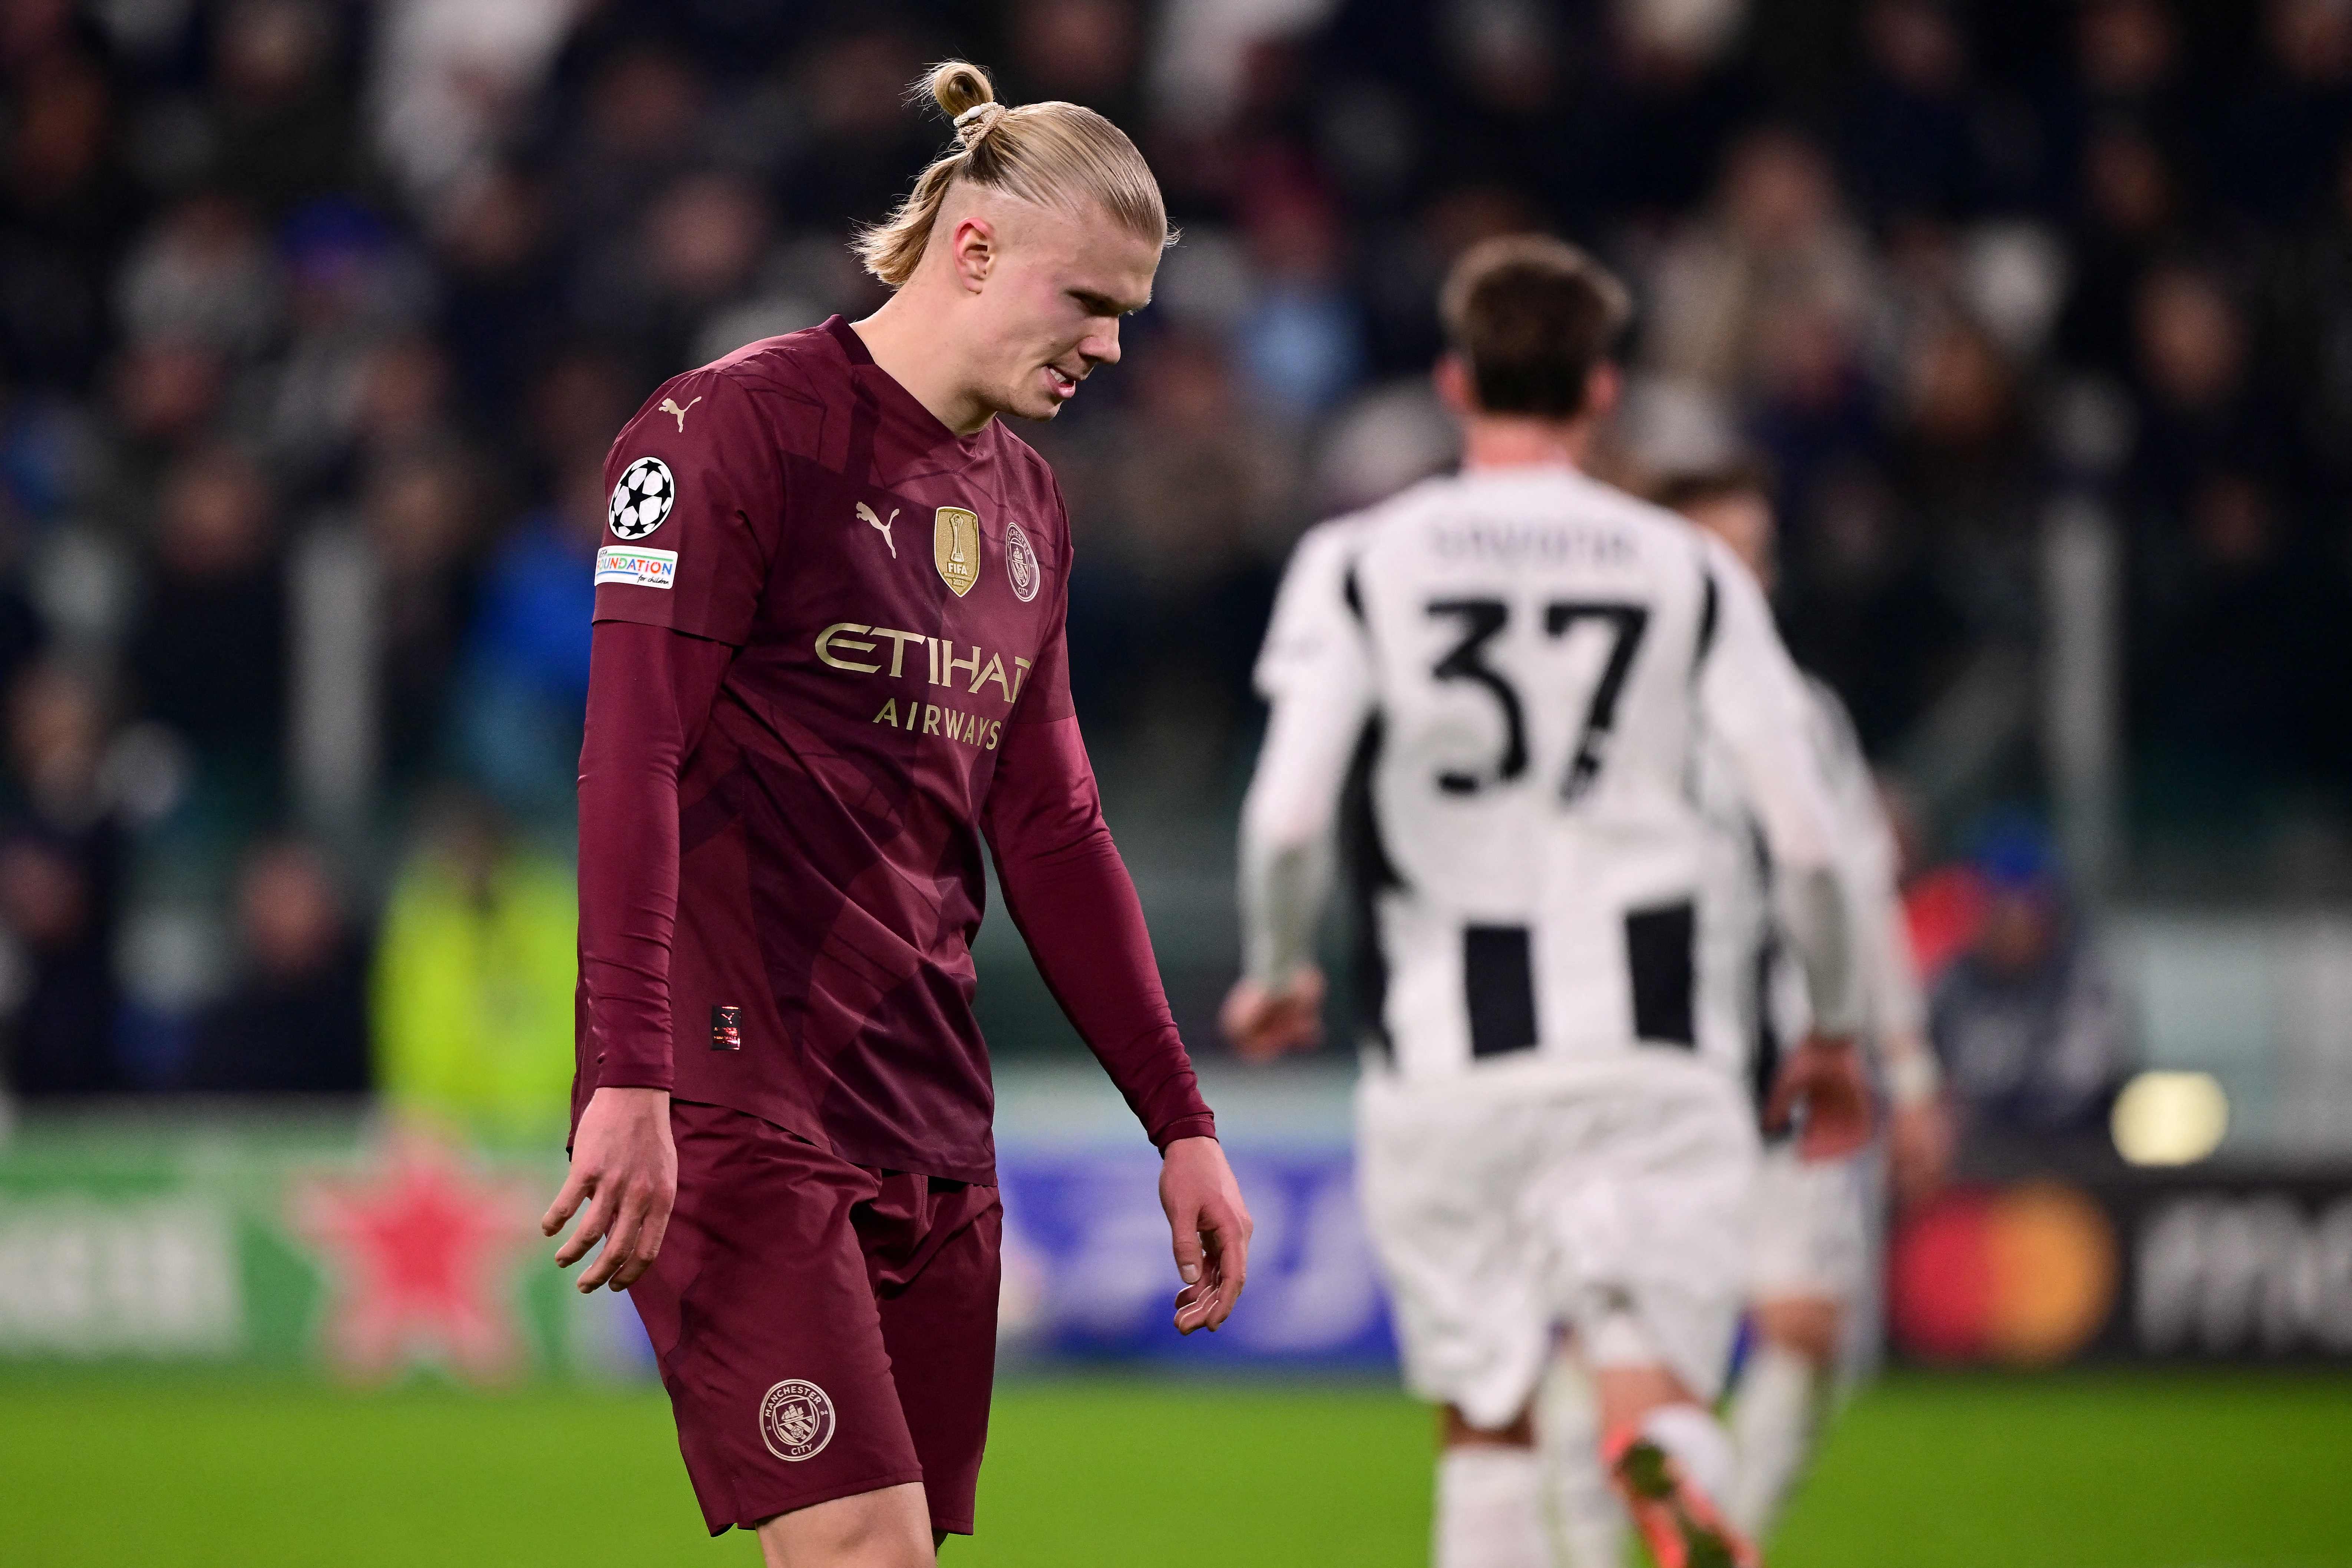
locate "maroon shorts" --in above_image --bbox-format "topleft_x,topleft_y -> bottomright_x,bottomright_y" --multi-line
627,1100 -> 1001,1537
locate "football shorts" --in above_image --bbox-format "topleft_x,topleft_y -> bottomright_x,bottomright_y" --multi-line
627,1100 -> 1000,1538
1356,1054 -> 1758,1429
1746,1140 -> 1869,1303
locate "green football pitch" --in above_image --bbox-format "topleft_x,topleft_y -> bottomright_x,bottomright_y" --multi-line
2,1370 -> 2346,1566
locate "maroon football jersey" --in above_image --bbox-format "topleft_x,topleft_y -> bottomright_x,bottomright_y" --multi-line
585,318 -> 1100,1181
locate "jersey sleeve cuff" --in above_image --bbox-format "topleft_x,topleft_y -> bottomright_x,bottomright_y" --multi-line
589,1051 -> 674,1094
1149,1113 -> 1219,1152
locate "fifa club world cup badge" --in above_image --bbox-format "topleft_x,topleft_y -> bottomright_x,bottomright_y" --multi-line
1004,519 -> 1041,603
933,506 -> 981,597
710,1005 -> 743,1051
759,1379 -> 836,1462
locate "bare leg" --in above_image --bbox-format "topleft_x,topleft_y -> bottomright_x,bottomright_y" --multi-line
755,1482 -> 935,1568
1752,1296 -> 1839,1366
1591,1363 -> 1690,1438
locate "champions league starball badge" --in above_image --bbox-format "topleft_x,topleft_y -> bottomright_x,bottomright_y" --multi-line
759,1379 -> 837,1462
609,457 -> 676,540
1004,519 -> 1040,603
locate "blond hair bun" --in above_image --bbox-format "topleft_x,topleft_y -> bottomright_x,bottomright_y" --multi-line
926,59 -> 994,120
854,59 -> 1167,288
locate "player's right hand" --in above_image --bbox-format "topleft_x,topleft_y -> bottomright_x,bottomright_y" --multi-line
1160,1135 -> 1251,1334
1763,1035 -> 1874,1162
1220,967 -> 1326,1062
543,1085 -> 677,1293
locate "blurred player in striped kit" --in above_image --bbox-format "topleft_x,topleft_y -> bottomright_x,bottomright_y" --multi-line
1227,237 -> 1875,1568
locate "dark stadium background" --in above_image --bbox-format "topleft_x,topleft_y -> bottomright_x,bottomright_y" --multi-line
0,1 -> 2347,1564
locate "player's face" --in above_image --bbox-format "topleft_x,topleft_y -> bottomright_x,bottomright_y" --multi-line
972,201 -> 1159,421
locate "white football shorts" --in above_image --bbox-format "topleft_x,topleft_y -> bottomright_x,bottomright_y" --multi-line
1355,1053 -> 1759,1429
1746,1141 -> 1870,1303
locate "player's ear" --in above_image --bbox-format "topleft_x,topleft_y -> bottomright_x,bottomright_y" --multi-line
1434,353 -> 1474,416
948,214 -> 996,293
1582,360 -> 1622,423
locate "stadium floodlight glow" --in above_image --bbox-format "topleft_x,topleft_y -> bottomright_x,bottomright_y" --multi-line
2110,1071 -> 2229,1167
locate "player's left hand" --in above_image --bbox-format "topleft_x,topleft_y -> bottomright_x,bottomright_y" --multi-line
1160,1136 -> 1251,1334
1763,1034 -> 1874,1162
1220,967 -> 1326,1062
1887,1094 -> 1955,1208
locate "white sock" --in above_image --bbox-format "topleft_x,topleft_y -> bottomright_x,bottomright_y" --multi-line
1725,1344 -> 1823,1539
1537,1357 -> 1626,1568
1436,1446 -> 1550,1568
1638,1402 -> 1736,1509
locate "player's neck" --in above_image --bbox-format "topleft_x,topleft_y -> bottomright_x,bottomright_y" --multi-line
1459,414 -> 1594,474
850,291 -> 998,437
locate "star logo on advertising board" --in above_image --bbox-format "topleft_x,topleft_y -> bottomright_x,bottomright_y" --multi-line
289,1134 -> 541,1384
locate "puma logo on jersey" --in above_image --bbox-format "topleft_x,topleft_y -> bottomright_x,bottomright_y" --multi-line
658,396 -> 701,431
856,502 -> 899,558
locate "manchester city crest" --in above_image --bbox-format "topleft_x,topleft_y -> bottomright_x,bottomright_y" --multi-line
759,1378 -> 836,1462
933,506 -> 980,597
1004,519 -> 1040,602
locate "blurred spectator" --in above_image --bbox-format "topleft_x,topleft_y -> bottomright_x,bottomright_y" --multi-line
114,194 -> 286,364
372,792 -> 575,1134
1234,178 -> 1367,419
1929,820 -> 2133,1160
2124,262 -> 2280,523
2133,472 -> 2352,820
127,446 -> 288,808
1642,128 -> 1882,400
2053,122 -> 2186,381
1006,0 -> 1145,116
575,168 -> 774,383
1842,0 -> 1985,221
368,0 -> 583,209
429,167 -> 561,419
1,43 -> 139,390
363,448 -> 486,785
453,451 -> 602,818
207,0 -> 358,218
0,665 -> 126,1097
556,45 -> 707,267
2220,0 -> 2352,222
267,200 -> 436,494
183,838 -> 368,1094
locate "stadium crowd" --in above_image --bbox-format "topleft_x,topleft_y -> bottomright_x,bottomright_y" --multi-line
0,0 -> 2343,1108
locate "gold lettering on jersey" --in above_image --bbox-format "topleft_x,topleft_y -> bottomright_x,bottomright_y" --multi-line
934,507 -> 981,597
817,626 -> 1034,708
876,699 -> 1000,751
869,627 -> 924,677
972,652 -> 1011,701
815,622 -> 882,673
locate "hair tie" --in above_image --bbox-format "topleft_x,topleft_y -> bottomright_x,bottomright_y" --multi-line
953,102 -> 1005,146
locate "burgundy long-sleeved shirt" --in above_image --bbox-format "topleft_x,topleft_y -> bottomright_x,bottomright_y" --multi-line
572,318 -> 1215,1182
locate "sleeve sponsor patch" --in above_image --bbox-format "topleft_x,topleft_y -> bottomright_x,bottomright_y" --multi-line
595,545 -> 678,589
